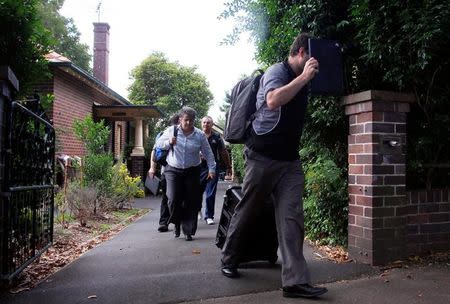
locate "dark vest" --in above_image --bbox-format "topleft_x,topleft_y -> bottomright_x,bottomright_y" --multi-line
201,132 -> 224,168
207,132 -> 223,162
246,62 -> 308,161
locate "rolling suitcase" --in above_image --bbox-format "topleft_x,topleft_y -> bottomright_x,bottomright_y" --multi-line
215,185 -> 278,264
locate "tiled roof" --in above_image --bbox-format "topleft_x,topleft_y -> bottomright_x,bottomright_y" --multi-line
45,51 -> 71,63
45,51 -> 130,105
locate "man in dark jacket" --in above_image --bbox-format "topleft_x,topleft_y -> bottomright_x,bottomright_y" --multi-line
199,116 -> 231,225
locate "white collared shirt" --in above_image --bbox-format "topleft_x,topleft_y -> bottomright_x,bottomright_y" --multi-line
156,125 -> 216,173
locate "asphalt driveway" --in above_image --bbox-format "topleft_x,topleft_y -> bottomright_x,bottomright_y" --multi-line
1,181 -> 374,304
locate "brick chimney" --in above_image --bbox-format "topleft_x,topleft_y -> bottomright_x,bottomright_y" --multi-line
93,22 -> 110,85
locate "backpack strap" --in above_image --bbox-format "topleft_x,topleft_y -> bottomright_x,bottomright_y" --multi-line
251,69 -> 264,77
250,73 -> 265,121
170,125 -> 178,155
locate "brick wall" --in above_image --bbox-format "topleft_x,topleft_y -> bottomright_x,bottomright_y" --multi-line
52,70 -> 90,156
343,90 -> 450,265
33,78 -> 54,120
406,188 -> 450,254
52,69 -> 121,156
130,156 -> 145,180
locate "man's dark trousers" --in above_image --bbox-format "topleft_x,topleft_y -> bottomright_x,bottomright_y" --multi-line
221,148 -> 311,287
159,172 -> 170,226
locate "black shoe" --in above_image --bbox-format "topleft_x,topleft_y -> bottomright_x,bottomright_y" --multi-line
221,266 -> 239,278
282,284 -> 328,298
174,226 -> 180,238
185,234 -> 193,241
158,224 -> 168,232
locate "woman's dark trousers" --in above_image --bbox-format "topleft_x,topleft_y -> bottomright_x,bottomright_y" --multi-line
164,165 -> 201,236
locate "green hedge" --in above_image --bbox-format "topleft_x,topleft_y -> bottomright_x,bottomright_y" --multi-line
231,144 -> 245,183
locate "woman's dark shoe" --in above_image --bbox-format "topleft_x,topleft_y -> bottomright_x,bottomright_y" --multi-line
221,266 -> 239,278
158,224 -> 168,232
185,234 -> 193,241
174,226 -> 180,238
282,284 -> 328,298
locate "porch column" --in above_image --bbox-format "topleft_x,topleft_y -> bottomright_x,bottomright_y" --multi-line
143,121 -> 149,147
342,90 -> 415,265
130,118 -> 145,179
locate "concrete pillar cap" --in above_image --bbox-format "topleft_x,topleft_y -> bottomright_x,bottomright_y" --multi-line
341,90 -> 415,106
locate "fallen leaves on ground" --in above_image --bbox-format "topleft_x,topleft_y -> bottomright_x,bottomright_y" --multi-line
380,251 -> 450,271
309,240 -> 450,267
8,208 -> 148,294
308,240 -> 349,263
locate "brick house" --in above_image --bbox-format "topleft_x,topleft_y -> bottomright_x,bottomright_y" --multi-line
33,22 -> 161,179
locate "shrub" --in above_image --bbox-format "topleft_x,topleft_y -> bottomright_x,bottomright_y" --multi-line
231,144 -> 245,183
73,114 -> 114,193
65,182 -> 99,226
301,148 -> 348,246
73,115 -> 110,154
109,163 -> 143,209
54,189 -> 68,226
83,153 -> 113,193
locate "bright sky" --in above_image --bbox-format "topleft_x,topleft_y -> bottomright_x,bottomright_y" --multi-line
60,0 -> 258,120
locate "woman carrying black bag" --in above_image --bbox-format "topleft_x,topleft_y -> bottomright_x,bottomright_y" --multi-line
155,106 -> 215,241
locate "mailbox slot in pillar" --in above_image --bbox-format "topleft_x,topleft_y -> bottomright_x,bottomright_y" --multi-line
380,135 -> 403,155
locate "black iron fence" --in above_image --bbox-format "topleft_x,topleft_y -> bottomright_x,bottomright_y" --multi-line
0,98 -> 55,283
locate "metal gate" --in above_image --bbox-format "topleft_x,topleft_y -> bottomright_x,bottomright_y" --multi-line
0,99 -> 55,282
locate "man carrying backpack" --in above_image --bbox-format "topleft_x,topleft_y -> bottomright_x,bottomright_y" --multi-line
221,33 -> 328,299
148,114 -> 179,233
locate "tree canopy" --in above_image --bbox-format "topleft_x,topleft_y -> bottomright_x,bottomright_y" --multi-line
221,0 -> 450,245
351,0 -> 450,188
37,0 -> 91,72
0,0 -> 52,95
128,52 -> 213,122
222,0 -> 450,188
0,0 -> 92,96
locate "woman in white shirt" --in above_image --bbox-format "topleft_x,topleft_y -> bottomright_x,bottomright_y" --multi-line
156,106 -> 216,241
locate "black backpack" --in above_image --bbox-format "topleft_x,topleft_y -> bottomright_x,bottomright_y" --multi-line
224,70 -> 264,144
154,126 -> 178,166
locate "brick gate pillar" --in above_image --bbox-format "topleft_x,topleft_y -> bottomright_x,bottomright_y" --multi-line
342,90 -> 415,265
1,67 -> 19,281
0,67 -> 19,191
